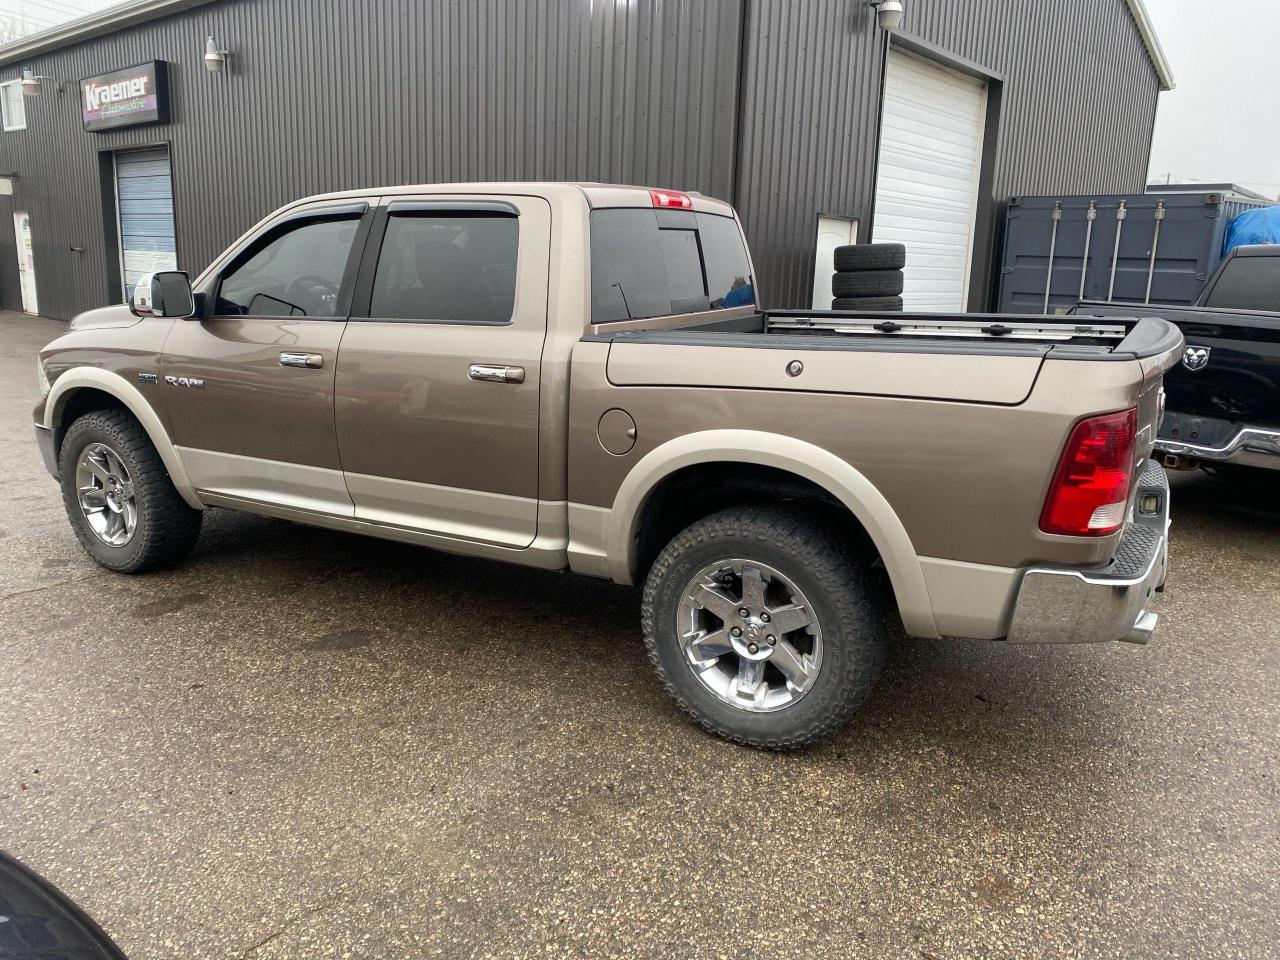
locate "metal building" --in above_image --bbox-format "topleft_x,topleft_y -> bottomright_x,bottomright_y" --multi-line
0,0 -> 1172,321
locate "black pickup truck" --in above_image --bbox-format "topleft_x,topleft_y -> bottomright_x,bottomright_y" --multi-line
1076,243 -> 1280,474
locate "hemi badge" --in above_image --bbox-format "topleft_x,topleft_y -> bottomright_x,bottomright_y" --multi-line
137,372 -> 158,384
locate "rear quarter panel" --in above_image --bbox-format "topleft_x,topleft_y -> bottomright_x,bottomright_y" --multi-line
570,338 -> 1148,572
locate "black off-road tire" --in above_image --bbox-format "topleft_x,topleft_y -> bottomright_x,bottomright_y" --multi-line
832,270 -> 904,298
834,243 -> 907,272
832,295 -> 904,311
58,409 -> 202,573
641,505 -> 888,750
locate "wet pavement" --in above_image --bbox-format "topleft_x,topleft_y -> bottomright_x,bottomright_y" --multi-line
1,311 -> 1277,959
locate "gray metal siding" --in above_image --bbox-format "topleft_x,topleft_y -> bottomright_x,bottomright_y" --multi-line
736,0 -> 1161,308
0,0 -> 1159,319
0,0 -> 743,319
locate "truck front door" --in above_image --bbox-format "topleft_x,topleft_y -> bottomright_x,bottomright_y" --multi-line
163,200 -> 374,515
335,195 -> 550,548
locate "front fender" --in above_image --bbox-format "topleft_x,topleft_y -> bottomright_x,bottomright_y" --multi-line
44,368 -> 204,510
605,429 -> 940,639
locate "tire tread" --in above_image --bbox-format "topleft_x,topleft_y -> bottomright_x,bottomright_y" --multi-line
831,295 -> 904,311
831,270 -> 905,298
834,243 -> 907,272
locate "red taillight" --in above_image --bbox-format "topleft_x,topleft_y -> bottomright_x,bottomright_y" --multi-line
1040,408 -> 1137,537
650,189 -> 693,209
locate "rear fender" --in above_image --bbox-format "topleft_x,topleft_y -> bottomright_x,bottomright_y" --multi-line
606,429 -> 940,639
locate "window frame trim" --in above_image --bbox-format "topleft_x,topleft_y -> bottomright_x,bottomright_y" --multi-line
349,201 -> 522,326
1,80 -> 27,132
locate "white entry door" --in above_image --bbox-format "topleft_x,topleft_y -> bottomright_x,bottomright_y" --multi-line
873,48 -> 987,312
13,211 -> 37,314
811,215 -> 859,309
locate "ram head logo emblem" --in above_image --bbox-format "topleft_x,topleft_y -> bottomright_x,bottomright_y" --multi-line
1182,346 -> 1211,372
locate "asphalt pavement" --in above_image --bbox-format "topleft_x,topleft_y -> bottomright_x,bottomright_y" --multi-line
1,310 -> 1276,959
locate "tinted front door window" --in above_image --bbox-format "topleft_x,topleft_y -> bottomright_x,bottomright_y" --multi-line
217,215 -> 360,317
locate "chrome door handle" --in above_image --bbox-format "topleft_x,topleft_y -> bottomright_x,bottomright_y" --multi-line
279,352 -> 323,368
468,363 -> 525,384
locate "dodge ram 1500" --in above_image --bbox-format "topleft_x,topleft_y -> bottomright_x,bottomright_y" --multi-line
34,183 -> 1183,748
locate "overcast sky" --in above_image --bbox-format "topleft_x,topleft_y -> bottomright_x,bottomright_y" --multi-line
1145,0 -> 1280,197
0,0 -> 115,36
0,0 -> 1274,198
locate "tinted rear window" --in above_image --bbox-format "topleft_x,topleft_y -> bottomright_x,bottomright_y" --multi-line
590,209 -> 755,323
370,212 -> 518,322
1204,254 -> 1280,311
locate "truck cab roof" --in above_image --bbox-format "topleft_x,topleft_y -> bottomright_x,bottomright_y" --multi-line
279,181 -> 737,218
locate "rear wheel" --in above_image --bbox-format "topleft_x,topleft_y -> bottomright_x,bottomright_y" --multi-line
641,505 -> 888,750
58,409 -> 202,573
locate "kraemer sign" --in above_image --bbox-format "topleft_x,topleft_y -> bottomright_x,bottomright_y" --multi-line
81,61 -> 170,132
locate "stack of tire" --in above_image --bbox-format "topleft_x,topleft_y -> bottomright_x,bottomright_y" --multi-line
831,243 -> 906,311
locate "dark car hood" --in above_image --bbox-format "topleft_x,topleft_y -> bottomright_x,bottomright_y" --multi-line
67,305 -> 140,332
0,852 -> 126,959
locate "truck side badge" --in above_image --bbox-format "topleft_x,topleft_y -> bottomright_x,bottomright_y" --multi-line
137,372 -> 157,384
164,375 -> 205,389
1182,346 -> 1211,372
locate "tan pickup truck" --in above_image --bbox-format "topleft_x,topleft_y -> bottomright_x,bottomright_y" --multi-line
34,182 -> 1182,748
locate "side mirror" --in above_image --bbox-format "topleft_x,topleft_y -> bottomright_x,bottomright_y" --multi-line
129,271 -> 196,319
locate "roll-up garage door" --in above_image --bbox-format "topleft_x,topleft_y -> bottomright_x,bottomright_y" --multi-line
873,49 -> 987,312
115,147 -> 177,299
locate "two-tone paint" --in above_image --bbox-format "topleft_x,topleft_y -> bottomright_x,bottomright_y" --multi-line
37,182 -> 1181,646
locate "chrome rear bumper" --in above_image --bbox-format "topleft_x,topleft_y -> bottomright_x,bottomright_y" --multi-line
1157,424 -> 1280,472
1007,460 -> 1169,645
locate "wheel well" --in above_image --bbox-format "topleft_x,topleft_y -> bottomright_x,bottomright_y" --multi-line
632,462 -> 885,585
52,388 -> 126,456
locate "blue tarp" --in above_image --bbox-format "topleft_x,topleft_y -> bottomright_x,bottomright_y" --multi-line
1224,205 -> 1280,254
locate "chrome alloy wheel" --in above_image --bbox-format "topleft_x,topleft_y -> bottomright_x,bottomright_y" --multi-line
75,442 -> 137,547
677,559 -> 823,713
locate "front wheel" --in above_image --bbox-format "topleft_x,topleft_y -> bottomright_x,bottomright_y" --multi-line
641,505 -> 888,750
58,409 -> 202,573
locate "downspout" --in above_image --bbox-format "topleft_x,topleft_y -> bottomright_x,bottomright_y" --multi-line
866,24 -> 892,240
729,0 -> 751,215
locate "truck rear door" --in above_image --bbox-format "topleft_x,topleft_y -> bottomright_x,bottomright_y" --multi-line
334,195 -> 551,548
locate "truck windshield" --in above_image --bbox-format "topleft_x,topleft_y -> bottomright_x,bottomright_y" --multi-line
590,209 -> 755,323
1203,254 -> 1280,311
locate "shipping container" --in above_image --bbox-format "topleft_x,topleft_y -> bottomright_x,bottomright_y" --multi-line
996,192 -> 1272,314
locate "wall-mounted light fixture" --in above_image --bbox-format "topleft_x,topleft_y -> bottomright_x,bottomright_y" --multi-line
20,65 -> 63,98
203,35 -> 232,73
869,0 -> 904,32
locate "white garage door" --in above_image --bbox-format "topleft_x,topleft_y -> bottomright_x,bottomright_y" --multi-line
873,48 -> 987,312
115,147 -> 178,300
